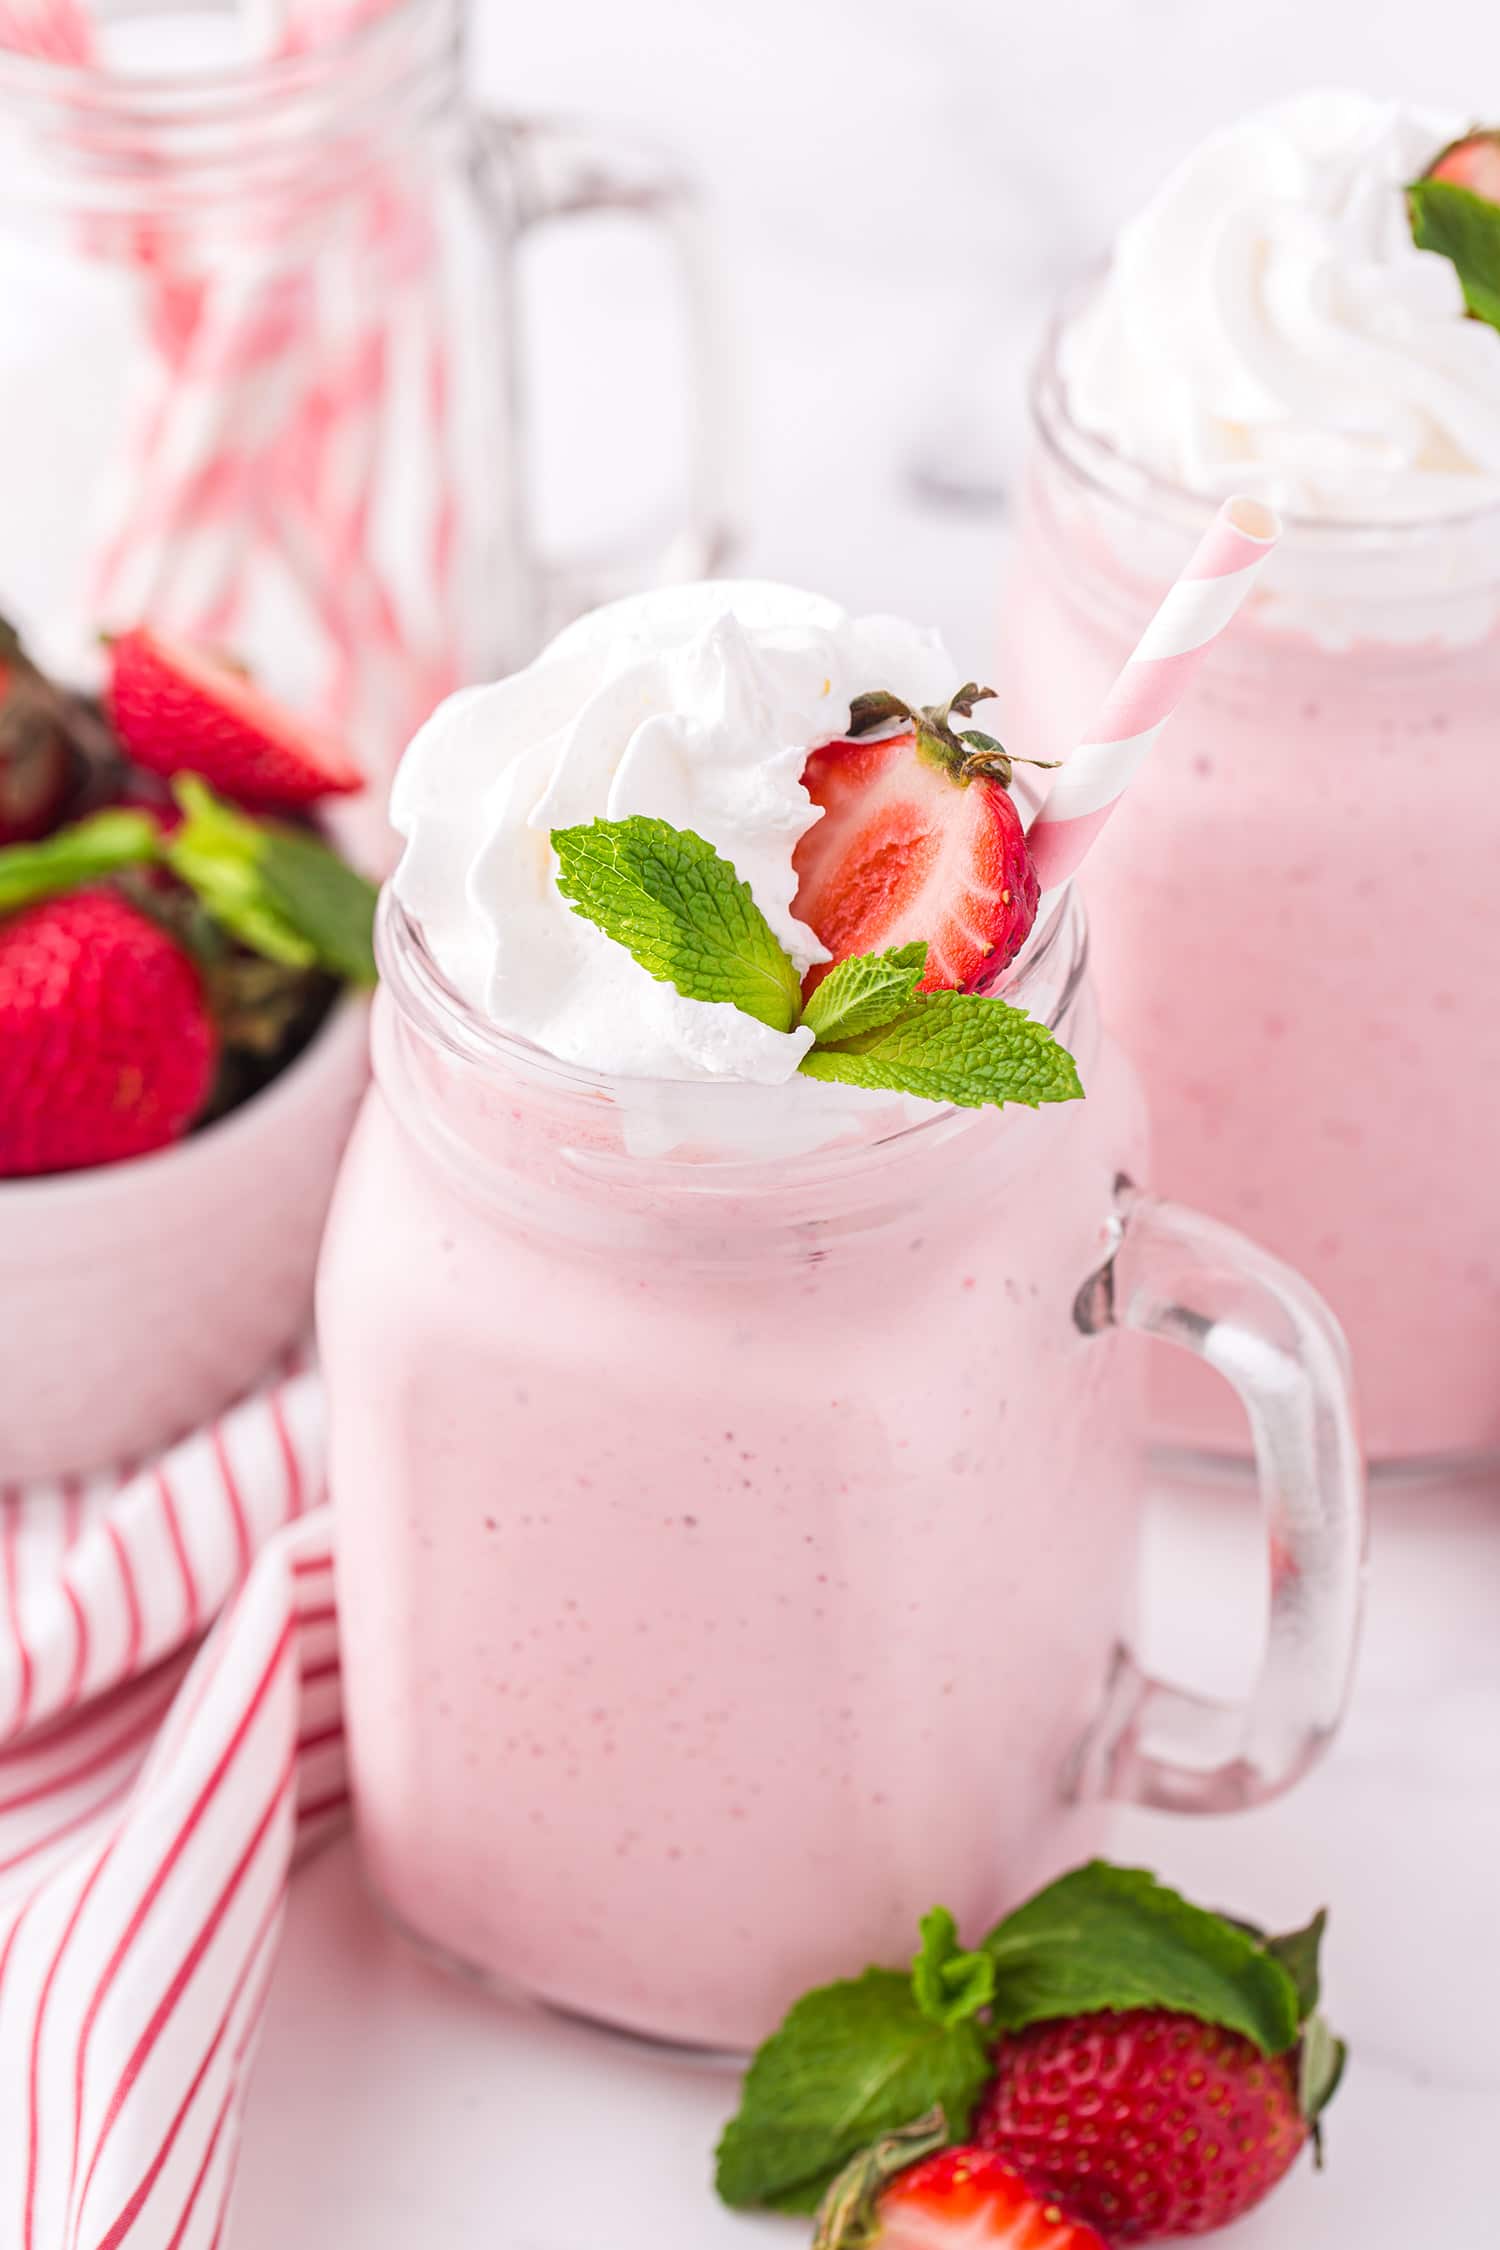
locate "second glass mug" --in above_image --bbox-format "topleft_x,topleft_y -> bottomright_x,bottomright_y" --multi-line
318,889 -> 1365,2050
997,306 -> 1500,1474
0,0 -> 727,803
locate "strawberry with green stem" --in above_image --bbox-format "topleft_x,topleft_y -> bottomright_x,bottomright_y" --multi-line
715,1862 -> 1345,2245
793,684 -> 1050,998
0,778 -> 378,1177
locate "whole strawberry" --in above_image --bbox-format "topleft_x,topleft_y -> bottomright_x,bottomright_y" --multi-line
976,2008 -> 1306,2240
0,887 -> 217,1176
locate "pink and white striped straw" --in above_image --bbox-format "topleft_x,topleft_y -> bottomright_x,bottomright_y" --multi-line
1025,496 -> 1281,898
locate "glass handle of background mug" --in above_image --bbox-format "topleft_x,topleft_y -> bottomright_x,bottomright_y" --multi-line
1071,1182 -> 1366,1815
475,112 -> 733,641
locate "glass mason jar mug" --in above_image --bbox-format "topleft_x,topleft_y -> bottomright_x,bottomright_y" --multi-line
997,309 -> 1500,1472
0,0 -> 726,800
318,891 -> 1365,2052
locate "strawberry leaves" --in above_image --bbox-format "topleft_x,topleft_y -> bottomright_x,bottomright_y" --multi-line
549,816 -> 1082,1114
845,682 -> 1057,789
0,809 -> 158,915
715,1860 -> 1341,2218
1261,1907 -> 1328,2020
810,2112 -> 950,2250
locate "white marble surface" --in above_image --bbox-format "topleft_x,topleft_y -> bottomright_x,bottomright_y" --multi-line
232,7 -> 1500,2241
230,1477 -> 1500,2247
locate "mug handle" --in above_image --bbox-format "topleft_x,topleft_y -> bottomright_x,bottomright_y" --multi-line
1069,1181 -> 1366,1814
474,112 -> 734,642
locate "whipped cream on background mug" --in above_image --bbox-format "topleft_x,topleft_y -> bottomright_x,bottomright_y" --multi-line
320,584 -> 1363,2049
998,89 -> 1500,1467
1063,90 -> 1500,526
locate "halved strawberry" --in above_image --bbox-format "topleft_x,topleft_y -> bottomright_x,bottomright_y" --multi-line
1428,128 -> 1500,201
850,2148 -> 1106,2250
106,627 -> 363,808
793,687 -> 1039,997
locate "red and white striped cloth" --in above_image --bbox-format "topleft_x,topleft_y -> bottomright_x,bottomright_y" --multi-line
0,1361 -> 345,2250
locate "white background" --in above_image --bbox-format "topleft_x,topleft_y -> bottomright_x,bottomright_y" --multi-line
234,7 -> 1500,2244
469,0 -> 1500,641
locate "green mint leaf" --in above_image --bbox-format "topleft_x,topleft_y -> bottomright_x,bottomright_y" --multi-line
715,1968 -> 987,2214
811,2110 -> 950,2250
800,989 -> 1083,1111
984,1861 -> 1302,2056
1408,175 -> 1500,329
1264,1909 -> 1327,2023
552,816 -> 802,1033
166,777 -> 315,968
799,943 -> 928,1044
0,810 -> 159,917
165,776 -> 376,984
254,825 -> 378,985
911,1907 -> 997,2029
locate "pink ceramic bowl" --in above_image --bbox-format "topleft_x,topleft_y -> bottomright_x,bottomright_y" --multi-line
0,996 -> 369,1483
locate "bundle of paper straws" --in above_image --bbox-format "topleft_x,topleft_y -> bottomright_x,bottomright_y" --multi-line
0,0 -> 460,761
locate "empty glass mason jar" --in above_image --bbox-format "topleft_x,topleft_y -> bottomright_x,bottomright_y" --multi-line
0,0 -> 728,798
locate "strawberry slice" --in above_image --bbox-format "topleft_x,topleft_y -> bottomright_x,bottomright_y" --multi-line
1428,128 -> 1500,201
793,686 -> 1039,996
855,2149 -> 1106,2250
106,627 -> 363,808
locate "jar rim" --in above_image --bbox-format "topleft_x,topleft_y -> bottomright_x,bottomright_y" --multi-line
0,0 -> 449,106
0,0 -> 463,221
1033,281 -> 1500,553
376,884 -> 1092,1157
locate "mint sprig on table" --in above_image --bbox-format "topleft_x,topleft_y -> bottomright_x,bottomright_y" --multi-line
550,815 -> 1081,1112
0,777 -> 377,985
1408,132 -> 1500,330
715,1859 -> 1341,2216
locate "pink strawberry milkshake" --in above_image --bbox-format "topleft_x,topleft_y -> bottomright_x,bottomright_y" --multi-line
999,92 -> 1500,1468
318,583 -> 1364,2048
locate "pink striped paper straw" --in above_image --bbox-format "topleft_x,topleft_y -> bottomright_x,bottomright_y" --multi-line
1025,496 -> 1281,897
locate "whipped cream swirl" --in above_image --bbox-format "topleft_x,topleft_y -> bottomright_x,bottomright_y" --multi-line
1061,91 -> 1500,522
390,582 -> 956,1084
